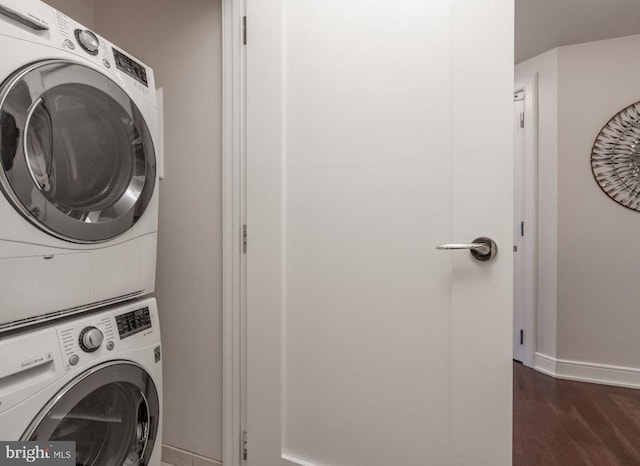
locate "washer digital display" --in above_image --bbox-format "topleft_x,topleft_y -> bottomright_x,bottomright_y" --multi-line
116,306 -> 152,339
113,48 -> 148,87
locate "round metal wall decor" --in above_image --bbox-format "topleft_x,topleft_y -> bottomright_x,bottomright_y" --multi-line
591,101 -> 640,212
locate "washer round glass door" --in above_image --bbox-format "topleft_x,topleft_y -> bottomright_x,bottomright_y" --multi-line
22,362 -> 160,466
0,60 -> 156,243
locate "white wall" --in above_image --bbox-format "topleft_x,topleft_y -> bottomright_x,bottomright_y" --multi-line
515,49 -> 558,359
42,0 -> 224,461
557,34 -> 640,370
93,1 -> 224,460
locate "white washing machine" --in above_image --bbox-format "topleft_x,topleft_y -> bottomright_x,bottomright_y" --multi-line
0,0 -> 161,330
0,297 -> 162,466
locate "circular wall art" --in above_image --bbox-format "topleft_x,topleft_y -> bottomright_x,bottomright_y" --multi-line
591,101 -> 640,212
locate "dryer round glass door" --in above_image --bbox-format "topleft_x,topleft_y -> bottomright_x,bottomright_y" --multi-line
0,59 -> 156,243
22,362 -> 160,466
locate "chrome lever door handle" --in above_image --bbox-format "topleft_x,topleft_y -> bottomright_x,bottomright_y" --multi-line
436,237 -> 498,262
437,243 -> 491,255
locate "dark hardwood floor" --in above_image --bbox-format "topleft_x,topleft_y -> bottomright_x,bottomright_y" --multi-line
514,361 -> 640,465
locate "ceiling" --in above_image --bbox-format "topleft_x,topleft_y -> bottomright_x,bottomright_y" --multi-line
515,0 -> 640,63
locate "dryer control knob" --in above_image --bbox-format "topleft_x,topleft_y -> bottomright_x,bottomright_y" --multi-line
77,29 -> 100,54
79,327 -> 104,352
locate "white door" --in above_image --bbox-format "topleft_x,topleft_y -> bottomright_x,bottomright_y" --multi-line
245,1 -> 514,465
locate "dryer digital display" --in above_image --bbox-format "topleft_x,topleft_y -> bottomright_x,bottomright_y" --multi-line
115,306 -> 151,339
113,48 -> 148,87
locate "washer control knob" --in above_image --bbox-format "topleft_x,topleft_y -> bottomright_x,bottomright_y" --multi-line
79,327 -> 104,352
69,354 -> 79,366
77,29 -> 100,54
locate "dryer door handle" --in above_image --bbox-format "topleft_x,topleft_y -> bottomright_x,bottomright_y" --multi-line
23,97 -> 54,193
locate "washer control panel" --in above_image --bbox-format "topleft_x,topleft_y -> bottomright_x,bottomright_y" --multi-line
115,306 -> 152,339
53,300 -> 158,373
59,315 -> 116,372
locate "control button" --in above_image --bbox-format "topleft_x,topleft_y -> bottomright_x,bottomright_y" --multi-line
79,327 -> 104,352
69,354 -> 79,366
106,341 -> 115,351
75,29 -> 99,55
102,59 -> 111,69
64,39 -> 75,50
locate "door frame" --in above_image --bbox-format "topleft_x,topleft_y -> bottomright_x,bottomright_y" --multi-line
513,75 -> 538,368
222,1 -> 245,465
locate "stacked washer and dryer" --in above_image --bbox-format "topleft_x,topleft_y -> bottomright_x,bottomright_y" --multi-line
0,1 -> 163,464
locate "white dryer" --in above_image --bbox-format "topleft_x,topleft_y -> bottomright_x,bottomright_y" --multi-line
0,0 -> 161,329
0,297 -> 162,466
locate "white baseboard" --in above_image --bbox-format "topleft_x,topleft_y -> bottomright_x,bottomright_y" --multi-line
534,352 -> 640,389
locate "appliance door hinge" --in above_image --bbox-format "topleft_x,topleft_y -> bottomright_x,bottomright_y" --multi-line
242,225 -> 248,254
242,431 -> 248,461
243,16 -> 247,45
520,221 -> 524,237
520,329 -> 524,345
520,112 -> 525,128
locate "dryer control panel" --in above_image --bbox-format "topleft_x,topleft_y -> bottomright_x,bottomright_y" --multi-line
0,2 -> 156,104
51,8 -> 155,100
